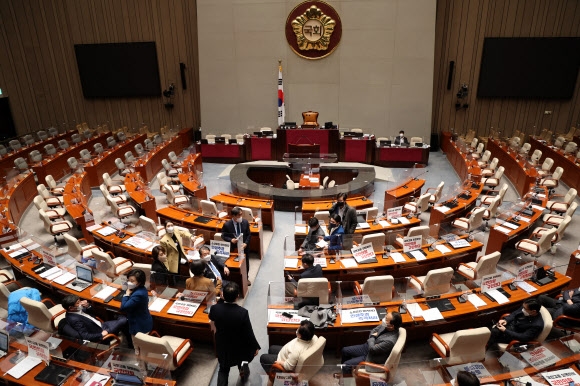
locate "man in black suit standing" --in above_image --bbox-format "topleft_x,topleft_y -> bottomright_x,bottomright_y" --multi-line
209,282 -> 260,386
329,193 -> 357,248
61,295 -> 127,342
221,206 -> 252,285
394,130 -> 409,146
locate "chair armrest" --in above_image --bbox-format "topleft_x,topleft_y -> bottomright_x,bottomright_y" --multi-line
353,281 -> 362,296
458,262 -> 475,272
430,333 -> 450,358
149,330 -> 161,338
353,362 -> 390,381
173,338 -> 193,367
410,275 -> 423,290
82,245 -> 101,252
77,237 -> 90,246
425,187 -> 436,193
102,333 -> 121,347
554,314 -> 580,328
50,309 -> 66,330
0,272 -> 14,283
3,280 -> 22,288
41,298 -> 56,307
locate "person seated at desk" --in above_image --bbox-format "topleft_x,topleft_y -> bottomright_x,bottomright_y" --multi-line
538,289 -> 580,322
285,253 -> 324,296
198,245 -> 230,288
160,222 -> 204,274
341,310 -> 402,374
394,130 -> 409,146
62,294 -> 128,343
487,298 -> 543,348
186,259 -> 220,296
299,217 -> 325,253
259,320 -> 319,374
454,371 -> 480,386
320,214 -> 344,252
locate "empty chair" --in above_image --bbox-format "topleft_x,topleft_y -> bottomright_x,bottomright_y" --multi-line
106,136 -> 117,148
164,184 -> 189,207
19,297 -> 65,333
470,142 -> 484,159
481,157 -> 499,177
23,134 -> 35,145
410,267 -> 454,297
168,151 -> 181,166
403,193 -> 430,217
469,137 -> 478,149
144,138 -> 155,150
107,195 -> 136,222
133,332 -> 193,371
452,207 -> 486,237
519,142 -> 531,155
536,157 -> 554,178
83,129 -> 93,140
430,327 -> 491,366
116,131 -> 127,142
100,185 -> 127,205
37,130 -> 48,141
410,136 -> 423,147
67,157 -> 81,174
9,139 -> 21,151
33,195 -> 66,220
0,144 -> 7,157
134,143 -> 145,156
365,207 -> 379,220
29,150 -> 42,164
205,134 -> 216,144
63,233 -> 101,263
296,278 -> 330,304
564,142 -> 578,155
558,126 -> 577,141
353,328 -> 406,384
220,134 -> 232,141
313,210 -> 330,224
286,180 -> 296,190
360,233 -> 385,253
157,171 -> 180,193
532,215 -> 572,250
200,200 -> 227,218
481,195 -> 501,229
93,143 -> 104,156
268,336 -> 326,384
457,251 -> 501,280
48,127 -> 59,137
92,249 -> 133,278
516,227 -> 557,257
553,136 -> 566,148
71,133 -> 82,144
426,181 -> 444,205
45,175 -> 64,195
240,207 -> 260,224
546,188 -> 577,213
318,176 -> 329,190
327,180 -> 336,188
162,159 -> 180,178
44,143 -> 57,156
124,151 -> 135,164
539,166 -> 563,192
103,172 -> 126,194
79,149 -> 92,163
477,150 -> 491,167
395,225 -> 430,248
530,149 -> 542,164
139,216 -> 166,237
39,209 -> 72,243
115,158 -> 132,176
482,166 -> 504,188
235,134 -> 245,144
58,139 -> 69,150
353,275 -> 394,303
37,183 -> 64,207
153,134 -> 163,145
543,202 -> 578,227
509,136 -> 521,148
479,183 -> 508,206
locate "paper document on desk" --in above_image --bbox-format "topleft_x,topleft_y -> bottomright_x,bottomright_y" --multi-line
86,224 -> 102,232
294,225 -> 307,234
94,285 -> 116,300
6,356 -> 42,379
516,281 -> 537,293
53,272 -> 75,285
494,226 -> 511,234
467,294 -> 487,308
284,259 -> 298,268
390,253 -> 405,263
96,226 -> 116,236
486,289 -> 509,304
8,249 -> 28,258
422,307 -> 444,321
501,222 -> 519,230
518,216 -> 531,223
435,206 -> 450,213
39,267 -> 61,279
435,245 -> 451,254
378,220 -> 391,228
340,258 -> 358,268
406,302 -> 423,318
356,222 -> 370,229
148,297 -> 169,312
532,204 -> 544,211
409,250 -> 426,260
398,217 -> 410,225
85,374 -> 111,386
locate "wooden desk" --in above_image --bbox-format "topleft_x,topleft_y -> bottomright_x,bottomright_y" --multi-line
276,128 -> 339,161
302,196 -> 373,222
374,146 -> 430,167
529,136 -> 580,194
124,172 -> 158,222
0,173 -> 35,246
210,192 -> 274,231
267,271 -> 569,348
245,135 -> 277,161
84,134 -> 146,187
384,178 -> 426,211
338,137 -> 375,163
429,181 -> 483,226
487,138 -> 538,197
63,172 -> 96,242
133,131 -> 189,182
298,173 -> 320,189
199,143 -> 245,163
156,206 -> 264,259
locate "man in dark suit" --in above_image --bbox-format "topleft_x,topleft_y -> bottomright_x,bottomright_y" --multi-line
209,282 -> 260,386
285,253 -> 323,296
329,193 -> 357,249
539,288 -> 580,320
394,130 -> 409,146
199,245 -> 230,288
298,217 -> 325,253
221,206 -> 252,285
61,294 -> 127,342
487,298 -> 544,347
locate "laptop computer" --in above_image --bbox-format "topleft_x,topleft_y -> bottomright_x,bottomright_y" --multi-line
65,265 -> 93,292
0,330 -> 8,358
414,142 -> 423,147
34,362 -> 75,386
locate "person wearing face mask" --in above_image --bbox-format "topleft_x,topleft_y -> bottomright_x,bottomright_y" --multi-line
259,320 -> 318,374
320,213 -> 345,252
198,245 -> 230,288
394,130 -> 409,146
121,269 -> 153,347
61,294 -> 128,343
299,217 -> 325,253
341,311 -> 403,375
487,298 -> 543,348
221,206 -> 252,285
160,221 -> 200,274
329,193 -> 357,238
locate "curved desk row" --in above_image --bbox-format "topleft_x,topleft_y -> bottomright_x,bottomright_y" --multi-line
429,180 -> 483,226
0,172 -> 37,246
529,136 -> 580,194
486,138 -> 538,197
124,172 -> 158,221
384,178 -> 426,210
210,192 -> 274,231
63,172 -> 96,242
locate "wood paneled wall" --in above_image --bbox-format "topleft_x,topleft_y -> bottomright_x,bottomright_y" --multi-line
0,0 -> 200,136
432,0 -> 580,139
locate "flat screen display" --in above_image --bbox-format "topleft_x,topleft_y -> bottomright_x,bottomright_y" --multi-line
477,37 -> 580,99
74,42 -> 161,98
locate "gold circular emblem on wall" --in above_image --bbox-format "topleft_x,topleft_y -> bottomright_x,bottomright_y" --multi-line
285,1 -> 342,60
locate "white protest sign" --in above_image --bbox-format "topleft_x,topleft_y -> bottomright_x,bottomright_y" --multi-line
42,249 -> 57,266
517,262 -> 535,281
447,362 -> 492,379
386,206 -> 403,220
342,295 -> 373,305
542,368 -> 580,386
351,243 -> 376,263
111,360 -> 146,378
25,337 -> 50,364
520,346 -> 558,370
210,240 -> 230,258
167,300 -> 201,317
268,309 -> 307,324
340,307 -> 380,324
480,273 -> 503,293
403,235 -> 422,252
273,373 -> 300,386
181,290 -> 209,303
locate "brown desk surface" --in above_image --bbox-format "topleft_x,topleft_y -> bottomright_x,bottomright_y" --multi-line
63,172 -> 95,242
529,136 -> 580,194
211,192 -> 274,231
487,138 -> 539,197
384,178 -> 426,211
125,172 -> 158,221
429,179 -> 484,226
302,196 -> 373,222
133,132 -> 186,182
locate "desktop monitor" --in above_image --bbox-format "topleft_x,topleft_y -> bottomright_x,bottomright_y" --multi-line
380,140 -> 391,147
262,130 -> 273,136
200,139 -> 208,144
228,139 -> 237,144
414,142 -> 423,147
324,122 -> 333,129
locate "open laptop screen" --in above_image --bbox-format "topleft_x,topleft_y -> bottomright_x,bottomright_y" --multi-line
0,330 -> 8,352
76,265 -> 93,283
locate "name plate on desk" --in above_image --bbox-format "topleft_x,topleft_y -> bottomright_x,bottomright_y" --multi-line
340,307 -> 379,324
386,206 -> 403,219
542,368 -> 580,385
403,235 -> 422,252
268,309 -> 307,324
521,346 -> 558,370
481,273 -> 503,292
167,300 -> 201,317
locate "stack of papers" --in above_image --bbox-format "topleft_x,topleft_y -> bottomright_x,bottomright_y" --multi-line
378,220 -> 391,228
467,294 -> 487,308
516,281 -> 537,293
123,236 -> 153,250
294,225 -> 307,234
39,267 -> 62,280
436,206 -> 451,213
93,285 -> 117,300
398,217 -> 410,225
148,297 -> 169,312
435,245 -> 452,254
340,258 -> 358,268
53,272 -> 75,285
494,226 -> 512,234
408,250 -> 426,260
284,259 -> 298,268
390,252 -> 405,263
96,226 -> 116,236
485,289 -> 509,304
6,356 -> 42,379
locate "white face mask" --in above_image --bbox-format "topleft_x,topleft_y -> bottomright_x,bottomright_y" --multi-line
166,226 -> 174,234
235,217 -> 243,223
522,308 -> 530,317
127,282 -> 137,290
400,133 -> 404,137
201,254 -> 211,263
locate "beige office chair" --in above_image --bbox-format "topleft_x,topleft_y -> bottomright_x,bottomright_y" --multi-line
553,136 -> 566,148
536,157 -> 554,178
519,142 -> 531,156
546,188 -> 576,213
286,180 -> 296,190
313,211 -> 330,224
353,328 -> 406,383
205,134 -> 216,144
103,172 -> 126,194
564,142 -> 578,155
515,227 -> 557,257
497,307 -> 552,352
319,176 -> 329,190
100,185 -> 127,205
469,137 -> 478,149
531,215 -> 572,249
220,134 -> 232,141
403,193 -> 430,218
426,182 -> 444,206
162,159 -> 181,178
268,336 -> 326,384
240,207 -> 260,224
29,150 -> 43,164
327,180 -> 336,188
480,183 -> 508,207
481,158 -> 499,177
430,327 -> 491,366
482,166 -> 504,188
477,150 -> 491,167
164,184 -> 189,207
168,151 -> 181,166
353,275 -> 394,303
457,251 -> 501,280
39,209 -> 72,243
19,297 -> 65,333
37,183 -> 64,207
115,158 -> 132,176
539,166 -> 563,192
45,175 -> 64,196
64,233 -> 102,262
200,200 -> 227,218
92,249 -> 133,278
107,196 -> 136,222
157,171 -> 180,193
235,134 -> 245,144
296,278 -> 330,304
543,202 -> 577,227
133,331 -> 193,371
452,207 -> 486,237
0,270 -> 15,286
410,267 -> 454,297
360,233 -> 385,253
530,149 -> 542,164
395,225 -> 430,248
139,216 -> 166,237
0,282 -> 24,310
481,195 -> 501,229
33,195 -> 66,220
410,137 -> 423,147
